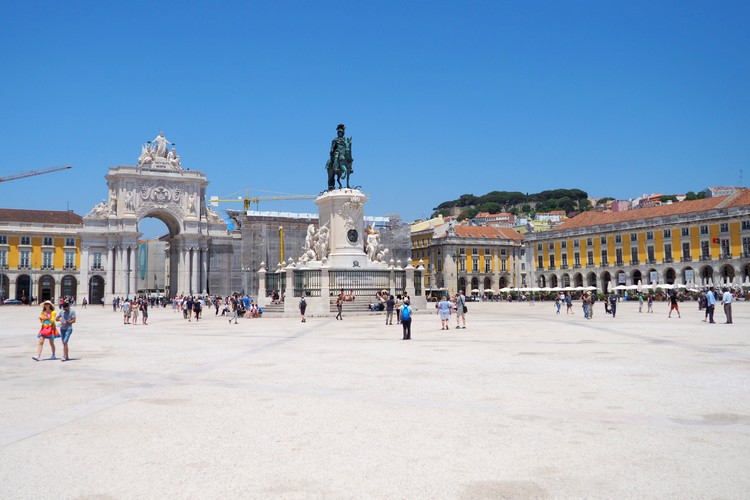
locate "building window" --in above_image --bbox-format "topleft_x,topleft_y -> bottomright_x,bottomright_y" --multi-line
721,239 -> 730,257
521,263 -> 525,271
65,251 -> 75,269
681,227 -> 690,237
574,240 -> 579,248
601,250 -> 608,265
472,248 -> 478,255
93,253 -> 103,270
647,245 -> 655,262
587,238 -> 593,246
742,221 -> 750,231
682,242 -> 691,260
561,254 -> 568,268
20,250 -> 30,268
65,238 -> 75,247
501,260 -> 507,272
548,255 -> 555,268
615,248 -> 623,264
743,237 -> 750,257
600,236 -> 607,245
459,248 -> 466,255
43,237 -> 53,246
615,234 -> 622,243
561,241 -> 567,249
501,249 -> 507,256
574,252 -> 580,266
701,241 -> 710,259
472,258 -> 478,270
537,243 -> 542,251
720,223 -> 729,233
436,260 -> 442,272
484,248 -> 491,255
630,233 -> 638,242
0,249 -> 7,268
700,225 -> 708,235
537,255 -> 543,269
485,260 -> 491,273
21,236 -> 31,245
663,229 -> 671,238
664,244 -> 672,262
587,251 -> 594,266
42,251 -> 54,269
646,231 -> 654,240
0,235 -> 7,245
548,242 -> 554,250
630,247 -> 638,264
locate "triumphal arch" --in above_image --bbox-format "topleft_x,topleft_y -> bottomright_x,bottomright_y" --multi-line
80,133 -> 233,302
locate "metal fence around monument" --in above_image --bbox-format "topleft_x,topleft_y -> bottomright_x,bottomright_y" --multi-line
394,269 -> 406,295
293,269 -> 321,297
414,270 -> 422,296
328,270 -> 392,298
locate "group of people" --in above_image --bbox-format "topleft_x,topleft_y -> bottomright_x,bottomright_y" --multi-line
119,297 -> 150,324
33,300 -> 76,362
701,286 -> 735,324
435,290 -> 468,330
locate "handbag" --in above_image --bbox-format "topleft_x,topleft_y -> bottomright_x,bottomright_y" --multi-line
463,305 -> 468,313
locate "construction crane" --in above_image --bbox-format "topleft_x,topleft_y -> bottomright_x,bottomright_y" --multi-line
209,190 -> 317,211
0,165 -> 73,183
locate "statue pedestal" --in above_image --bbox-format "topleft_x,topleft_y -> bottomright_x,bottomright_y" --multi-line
315,188 -> 384,269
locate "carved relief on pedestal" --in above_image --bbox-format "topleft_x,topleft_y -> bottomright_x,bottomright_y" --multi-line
337,196 -> 364,231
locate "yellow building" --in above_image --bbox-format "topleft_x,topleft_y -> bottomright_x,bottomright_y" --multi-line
524,190 -> 750,291
0,209 -> 83,303
411,218 -> 523,295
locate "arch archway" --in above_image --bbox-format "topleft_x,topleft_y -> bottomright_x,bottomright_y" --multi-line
700,265 -> 714,285
549,274 -> 559,288
458,277 -> 467,292
586,272 -> 597,288
600,271 -> 612,293
561,273 -> 571,287
60,274 -> 77,299
682,266 -> 696,285
719,264 -> 735,285
470,276 -> 479,291
38,274 -> 55,302
499,276 -> 508,288
631,269 -> 643,285
573,272 -> 583,287
16,274 -> 30,302
742,264 -> 750,284
663,267 -> 676,285
483,277 -> 492,290
89,275 -> 105,305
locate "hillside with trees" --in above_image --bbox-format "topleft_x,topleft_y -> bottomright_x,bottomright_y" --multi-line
432,189 -> 590,220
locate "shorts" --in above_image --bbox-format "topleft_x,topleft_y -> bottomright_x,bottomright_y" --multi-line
455,308 -> 465,318
439,311 -> 451,320
60,328 -> 73,343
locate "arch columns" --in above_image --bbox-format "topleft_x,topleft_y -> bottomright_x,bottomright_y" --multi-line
191,248 -> 199,294
201,247 -> 208,294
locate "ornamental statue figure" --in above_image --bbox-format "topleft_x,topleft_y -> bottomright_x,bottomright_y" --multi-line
326,123 -> 353,190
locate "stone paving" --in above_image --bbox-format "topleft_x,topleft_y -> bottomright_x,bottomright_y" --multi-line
1,300 -> 749,499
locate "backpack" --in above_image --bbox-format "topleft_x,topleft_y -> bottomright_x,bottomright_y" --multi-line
401,305 -> 411,321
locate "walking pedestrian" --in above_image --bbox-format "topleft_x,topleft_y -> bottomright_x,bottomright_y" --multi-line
705,287 -> 717,324
33,300 -> 59,360
299,295 -> 307,322
335,295 -> 343,320
608,292 -> 618,318
385,295 -> 395,325
668,292 -> 681,319
401,299 -> 412,340
647,294 -> 654,313
455,290 -> 467,329
722,287 -> 733,324
437,295 -> 452,330
122,298 -> 131,324
56,302 -> 76,361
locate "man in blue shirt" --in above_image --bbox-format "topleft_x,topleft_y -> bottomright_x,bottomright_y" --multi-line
706,287 -> 717,324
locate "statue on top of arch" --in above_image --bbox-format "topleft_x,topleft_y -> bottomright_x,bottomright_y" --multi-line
138,131 -> 182,169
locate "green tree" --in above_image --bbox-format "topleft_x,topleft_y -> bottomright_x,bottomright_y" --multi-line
521,203 -> 532,214
578,198 -> 592,211
660,195 -> 678,203
596,197 -> 615,206
478,202 -> 502,214
457,208 -> 479,221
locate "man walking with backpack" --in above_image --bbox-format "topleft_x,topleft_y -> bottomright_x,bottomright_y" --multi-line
455,290 -> 467,329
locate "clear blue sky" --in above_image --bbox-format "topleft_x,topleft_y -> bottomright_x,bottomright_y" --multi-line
1,1 -> 748,236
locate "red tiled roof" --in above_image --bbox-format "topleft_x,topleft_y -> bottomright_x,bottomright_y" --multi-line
0,208 -> 83,225
445,225 -> 523,241
552,194 -> 740,231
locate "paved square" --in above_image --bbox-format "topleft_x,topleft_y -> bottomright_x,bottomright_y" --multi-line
1,300 -> 749,498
